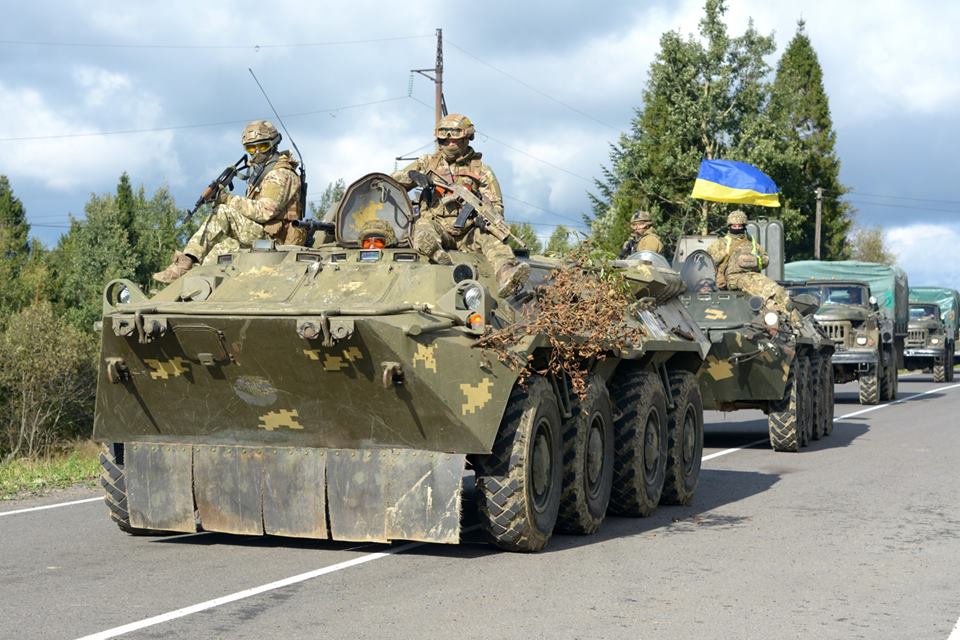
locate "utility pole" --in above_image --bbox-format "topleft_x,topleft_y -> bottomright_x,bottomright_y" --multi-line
411,29 -> 447,140
814,186 -> 823,259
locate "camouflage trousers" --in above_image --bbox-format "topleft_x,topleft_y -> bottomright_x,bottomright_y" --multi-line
183,202 -> 269,265
727,272 -> 791,314
411,218 -> 516,274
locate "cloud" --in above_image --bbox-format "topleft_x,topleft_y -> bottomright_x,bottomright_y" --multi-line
886,223 -> 960,288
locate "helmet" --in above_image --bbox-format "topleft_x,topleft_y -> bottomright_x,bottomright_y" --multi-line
727,210 -> 748,226
358,219 -> 397,248
241,120 -> 281,146
631,209 -> 653,224
435,113 -> 475,140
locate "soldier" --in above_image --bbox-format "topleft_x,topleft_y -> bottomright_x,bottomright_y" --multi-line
391,113 -> 529,296
153,120 -> 304,283
358,219 -> 397,249
707,210 -> 791,315
618,209 -> 663,258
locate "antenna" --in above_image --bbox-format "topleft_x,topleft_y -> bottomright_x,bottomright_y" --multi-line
248,68 -> 307,217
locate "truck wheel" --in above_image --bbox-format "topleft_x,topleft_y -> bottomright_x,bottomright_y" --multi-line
661,371 -> 703,506
858,370 -> 880,405
769,360 -> 802,452
948,350 -> 955,381
608,369 -> 668,516
473,377 -> 562,552
810,354 -> 824,441
99,445 -> 158,536
556,376 -> 613,535
881,351 -> 897,400
821,355 -> 835,437
933,363 -> 946,382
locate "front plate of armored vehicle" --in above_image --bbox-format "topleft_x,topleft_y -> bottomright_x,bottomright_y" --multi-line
94,172 -> 712,552
784,261 -> 908,405
903,303 -> 955,382
668,248 -> 835,453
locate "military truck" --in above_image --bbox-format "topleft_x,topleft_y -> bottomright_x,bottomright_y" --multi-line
903,302 -> 955,382
93,172 -> 712,553
662,220 -> 834,453
909,286 -> 960,361
783,262 -> 909,405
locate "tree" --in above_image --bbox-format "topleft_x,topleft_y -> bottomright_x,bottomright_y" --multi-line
590,0 -> 776,257
848,225 -> 896,265
508,222 -> 542,254
131,184 -> 187,286
545,225 -> 574,256
309,179 -> 346,222
764,21 -> 851,260
0,176 -> 31,316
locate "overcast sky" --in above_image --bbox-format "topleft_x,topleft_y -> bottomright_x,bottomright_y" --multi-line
3,0 -> 959,287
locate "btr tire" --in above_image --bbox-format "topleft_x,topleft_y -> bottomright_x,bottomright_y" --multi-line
473,377 -> 563,552
608,369 -> 668,517
769,360 -> 802,452
821,355 -> 835,437
797,355 -> 814,448
810,354 -> 824,441
556,376 -> 614,535
99,445 -> 159,536
858,370 -> 879,405
661,371 -> 703,506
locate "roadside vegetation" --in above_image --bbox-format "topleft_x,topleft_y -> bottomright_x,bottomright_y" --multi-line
0,440 -> 100,499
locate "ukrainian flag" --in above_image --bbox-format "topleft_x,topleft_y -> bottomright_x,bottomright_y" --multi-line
691,159 -> 780,207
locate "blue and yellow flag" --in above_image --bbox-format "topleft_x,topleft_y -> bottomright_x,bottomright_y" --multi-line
691,159 -> 780,207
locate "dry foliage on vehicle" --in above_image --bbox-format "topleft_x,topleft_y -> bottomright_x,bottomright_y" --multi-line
476,257 -> 646,397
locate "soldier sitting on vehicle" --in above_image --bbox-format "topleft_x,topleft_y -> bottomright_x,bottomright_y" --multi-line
391,113 -> 529,296
619,209 -> 664,258
707,211 -> 792,316
154,120 -> 304,284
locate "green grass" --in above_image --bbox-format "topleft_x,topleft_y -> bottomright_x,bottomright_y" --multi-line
0,440 -> 101,500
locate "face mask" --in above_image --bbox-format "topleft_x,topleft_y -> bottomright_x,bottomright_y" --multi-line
730,226 -> 746,235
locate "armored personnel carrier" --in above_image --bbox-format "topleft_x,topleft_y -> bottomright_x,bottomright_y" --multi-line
667,220 -> 834,452
94,173 -> 711,552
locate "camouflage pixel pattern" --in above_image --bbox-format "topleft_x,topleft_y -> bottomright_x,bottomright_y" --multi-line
620,231 -> 664,258
707,232 -> 790,313
412,218 -> 516,274
241,120 -> 280,145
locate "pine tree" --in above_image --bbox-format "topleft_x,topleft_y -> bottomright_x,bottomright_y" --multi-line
309,179 -> 346,222
765,21 -> 851,260
508,222 -> 542,254
589,0 -> 776,257
0,176 -> 32,316
545,225 -> 573,256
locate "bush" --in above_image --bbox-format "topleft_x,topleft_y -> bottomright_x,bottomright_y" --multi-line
0,302 -> 97,461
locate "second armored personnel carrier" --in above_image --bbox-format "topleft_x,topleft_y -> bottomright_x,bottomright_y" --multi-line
93,172 -> 712,552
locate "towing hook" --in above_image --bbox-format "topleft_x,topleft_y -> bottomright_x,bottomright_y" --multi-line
381,361 -> 405,388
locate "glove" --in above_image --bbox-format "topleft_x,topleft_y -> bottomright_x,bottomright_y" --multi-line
215,189 -> 231,206
737,254 -> 759,269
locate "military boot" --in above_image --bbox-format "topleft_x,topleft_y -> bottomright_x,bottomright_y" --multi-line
496,261 -> 530,297
153,252 -> 195,284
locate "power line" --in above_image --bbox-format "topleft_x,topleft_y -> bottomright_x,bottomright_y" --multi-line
0,96 -> 411,142
478,132 -> 594,183
0,35 -> 432,51
845,199 -> 960,214
446,40 -> 619,131
504,195 -> 589,229
846,191 -> 960,206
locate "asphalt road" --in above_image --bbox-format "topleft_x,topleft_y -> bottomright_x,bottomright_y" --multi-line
3,375 -> 960,640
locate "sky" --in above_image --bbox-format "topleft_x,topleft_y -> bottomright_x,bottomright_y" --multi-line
3,0 -> 959,287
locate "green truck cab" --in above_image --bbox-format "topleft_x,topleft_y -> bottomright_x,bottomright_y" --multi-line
904,302 -> 955,382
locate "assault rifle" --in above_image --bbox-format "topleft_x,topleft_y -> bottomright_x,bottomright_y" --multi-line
185,155 -> 248,221
406,170 -> 526,248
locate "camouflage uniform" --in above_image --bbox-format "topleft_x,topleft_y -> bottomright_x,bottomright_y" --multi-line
392,148 -> 516,274
619,231 -> 664,258
185,151 -> 303,265
707,232 -> 790,313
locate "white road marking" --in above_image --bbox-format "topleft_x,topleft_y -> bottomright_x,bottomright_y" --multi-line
701,440 -> 769,462
949,614 -> 960,639
0,496 -> 103,517
73,541 -> 424,640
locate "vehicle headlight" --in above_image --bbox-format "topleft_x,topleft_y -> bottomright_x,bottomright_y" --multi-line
118,286 -> 131,305
462,284 -> 484,311
763,311 -> 779,327
855,335 -> 868,346
930,337 -> 941,345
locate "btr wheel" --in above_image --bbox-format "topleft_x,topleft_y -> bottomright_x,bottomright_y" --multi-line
608,369 -> 668,516
769,360 -> 802,452
472,377 -> 563,552
556,376 -> 614,535
821,355 -> 835,437
810,354 -> 825,441
661,371 -> 703,505
99,444 -> 162,536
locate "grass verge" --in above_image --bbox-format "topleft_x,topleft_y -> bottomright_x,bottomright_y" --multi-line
0,440 -> 101,500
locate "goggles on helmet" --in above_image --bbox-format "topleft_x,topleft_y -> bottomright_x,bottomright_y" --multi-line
436,127 -> 466,140
245,141 -> 272,154
361,236 -> 387,250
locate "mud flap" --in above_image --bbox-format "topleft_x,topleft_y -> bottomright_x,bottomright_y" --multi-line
126,442 -> 196,533
194,445 -> 265,536
262,447 -> 327,538
326,449 -> 465,544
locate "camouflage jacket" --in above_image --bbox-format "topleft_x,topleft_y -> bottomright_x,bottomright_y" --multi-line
619,231 -> 664,258
707,233 -> 768,288
391,147 -> 504,228
224,151 -> 303,244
